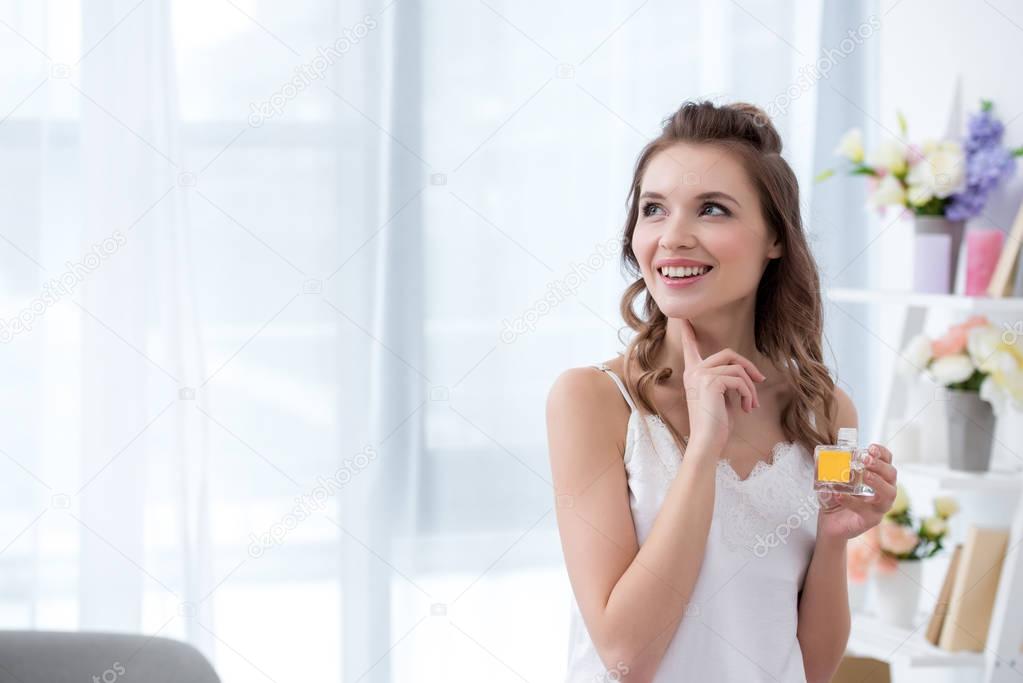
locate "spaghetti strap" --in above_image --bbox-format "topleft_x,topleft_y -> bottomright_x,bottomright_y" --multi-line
590,363 -> 637,413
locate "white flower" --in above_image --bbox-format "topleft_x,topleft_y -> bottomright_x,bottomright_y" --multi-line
869,139 -> 908,176
980,375 -> 1006,417
869,174 -> 907,208
887,484 -> 909,516
901,334 -> 933,375
836,128 -> 865,163
906,140 -> 965,205
929,353 -> 975,385
934,496 -> 959,518
922,515 -> 948,538
983,348 -> 1018,376
983,364 -> 1023,414
928,140 -> 966,197
967,326 -> 1001,368
1004,370 -> 1023,409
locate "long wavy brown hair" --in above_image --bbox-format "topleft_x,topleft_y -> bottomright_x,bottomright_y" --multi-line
618,100 -> 837,454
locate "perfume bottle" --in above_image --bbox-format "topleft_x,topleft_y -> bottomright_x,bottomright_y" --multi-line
813,427 -> 874,496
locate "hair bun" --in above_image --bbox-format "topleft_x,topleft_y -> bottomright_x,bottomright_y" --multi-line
727,102 -> 782,154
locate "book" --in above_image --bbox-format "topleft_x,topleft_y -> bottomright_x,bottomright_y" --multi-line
986,200 -> 1023,297
925,543 -> 963,646
938,526 -> 1010,651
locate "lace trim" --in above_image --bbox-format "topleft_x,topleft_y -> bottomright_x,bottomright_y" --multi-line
631,412 -> 818,556
646,413 -> 797,482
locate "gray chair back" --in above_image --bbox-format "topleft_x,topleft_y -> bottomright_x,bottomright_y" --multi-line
0,631 -> 220,683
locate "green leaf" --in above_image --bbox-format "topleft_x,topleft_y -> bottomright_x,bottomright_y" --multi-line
981,99 -> 993,113
814,168 -> 836,183
913,196 -> 947,216
850,165 -> 878,176
897,110 -> 908,136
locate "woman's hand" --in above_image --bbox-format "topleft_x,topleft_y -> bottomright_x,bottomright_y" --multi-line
817,443 -> 898,541
679,318 -> 766,454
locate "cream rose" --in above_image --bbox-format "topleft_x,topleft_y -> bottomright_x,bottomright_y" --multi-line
887,484 -> 909,516
869,174 -> 907,209
836,128 -> 864,163
929,353 -> 975,385
934,496 -> 959,518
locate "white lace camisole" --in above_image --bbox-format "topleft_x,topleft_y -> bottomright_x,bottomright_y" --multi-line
563,363 -> 820,682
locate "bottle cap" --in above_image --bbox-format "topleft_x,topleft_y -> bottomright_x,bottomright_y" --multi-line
837,427 -> 857,443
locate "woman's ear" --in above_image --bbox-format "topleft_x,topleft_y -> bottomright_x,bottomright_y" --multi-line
767,236 -> 784,260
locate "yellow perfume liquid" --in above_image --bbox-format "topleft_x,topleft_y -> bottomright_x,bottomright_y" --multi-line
813,427 -> 873,496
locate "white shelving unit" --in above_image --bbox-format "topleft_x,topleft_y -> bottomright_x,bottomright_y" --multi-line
847,614 -> 986,669
826,287 -> 1023,683
897,463 -> 1022,493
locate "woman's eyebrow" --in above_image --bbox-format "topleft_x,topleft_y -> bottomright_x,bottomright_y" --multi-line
696,191 -> 741,208
638,190 -> 668,200
638,189 -> 741,208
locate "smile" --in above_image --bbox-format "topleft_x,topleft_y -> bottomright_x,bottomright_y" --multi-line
658,264 -> 712,287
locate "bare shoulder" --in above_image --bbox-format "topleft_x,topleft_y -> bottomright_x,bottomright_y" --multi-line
830,383 -> 858,431
546,365 -> 630,472
546,364 -> 627,430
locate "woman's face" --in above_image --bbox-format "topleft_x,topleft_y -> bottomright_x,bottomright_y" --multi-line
631,142 -> 783,319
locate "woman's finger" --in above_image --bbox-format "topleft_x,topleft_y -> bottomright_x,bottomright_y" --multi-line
835,492 -> 877,518
706,374 -> 754,413
702,347 -> 766,382
866,443 -> 893,464
864,470 -> 897,506
679,318 -> 703,369
865,454 -> 897,485
705,365 -> 759,409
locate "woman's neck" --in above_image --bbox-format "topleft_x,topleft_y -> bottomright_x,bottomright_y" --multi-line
654,304 -> 765,385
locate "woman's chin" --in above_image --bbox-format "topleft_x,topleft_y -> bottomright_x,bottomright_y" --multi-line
655,301 -> 707,319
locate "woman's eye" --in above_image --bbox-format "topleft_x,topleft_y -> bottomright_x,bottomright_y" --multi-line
700,202 -> 730,217
641,202 -> 664,217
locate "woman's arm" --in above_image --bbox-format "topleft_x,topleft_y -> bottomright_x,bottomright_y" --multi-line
796,385 -> 857,683
797,384 -> 899,682
797,530 -> 851,683
546,368 -> 722,681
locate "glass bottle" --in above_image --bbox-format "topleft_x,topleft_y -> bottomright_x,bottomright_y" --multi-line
813,427 -> 873,496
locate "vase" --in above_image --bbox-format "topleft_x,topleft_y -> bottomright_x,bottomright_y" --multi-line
945,388 -> 995,471
873,559 -> 923,628
913,215 -> 965,294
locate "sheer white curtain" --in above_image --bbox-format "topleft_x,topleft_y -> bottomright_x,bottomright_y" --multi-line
0,1 -> 878,681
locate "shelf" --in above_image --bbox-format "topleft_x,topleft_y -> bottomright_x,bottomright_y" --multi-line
898,462 -> 1023,492
826,287 -> 1023,313
847,612 -> 986,668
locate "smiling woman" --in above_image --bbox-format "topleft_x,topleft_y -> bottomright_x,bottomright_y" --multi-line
546,100 -> 898,683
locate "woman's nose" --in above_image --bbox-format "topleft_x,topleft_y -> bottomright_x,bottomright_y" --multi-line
658,216 -> 697,250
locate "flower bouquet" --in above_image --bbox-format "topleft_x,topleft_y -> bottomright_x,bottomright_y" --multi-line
818,100 -> 1022,293
848,485 -> 959,626
901,315 -> 1023,469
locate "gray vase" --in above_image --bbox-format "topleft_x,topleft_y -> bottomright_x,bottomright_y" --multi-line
945,389 -> 995,471
914,215 -> 965,294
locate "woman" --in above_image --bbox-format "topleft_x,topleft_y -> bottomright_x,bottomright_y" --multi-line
545,100 -> 898,682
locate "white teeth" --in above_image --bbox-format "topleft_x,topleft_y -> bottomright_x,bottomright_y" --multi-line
659,265 -> 710,278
